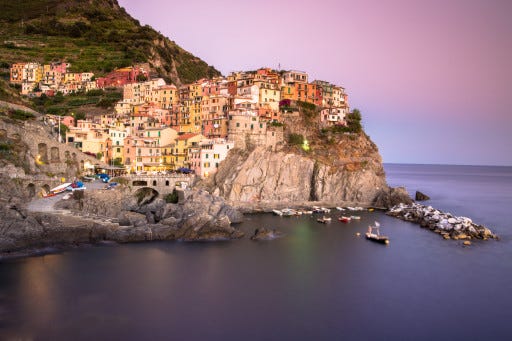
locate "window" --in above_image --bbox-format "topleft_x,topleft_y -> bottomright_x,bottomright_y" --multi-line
117,148 -> 120,153
205,154 -> 209,159
214,154 -> 219,159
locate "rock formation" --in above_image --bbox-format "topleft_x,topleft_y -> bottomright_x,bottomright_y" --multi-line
1,186 -> 244,257
251,228 -> 284,241
415,191 -> 430,201
204,131 -> 396,210
387,203 -> 498,241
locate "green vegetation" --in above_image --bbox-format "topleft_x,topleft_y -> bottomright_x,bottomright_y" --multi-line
269,121 -> 284,127
288,133 -> 304,146
29,87 -> 122,114
0,0 -> 221,104
297,101 -> 316,111
8,109 -> 35,121
164,189 -> 179,204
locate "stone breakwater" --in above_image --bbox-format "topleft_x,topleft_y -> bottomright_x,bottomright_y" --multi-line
387,203 -> 498,241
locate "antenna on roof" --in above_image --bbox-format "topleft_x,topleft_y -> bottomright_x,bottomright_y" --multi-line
278,63 -> 281,71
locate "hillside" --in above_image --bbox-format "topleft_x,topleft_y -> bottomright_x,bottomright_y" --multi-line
0,0 -> 221,97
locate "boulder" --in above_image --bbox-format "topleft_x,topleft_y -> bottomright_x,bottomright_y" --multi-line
415,191 -> 430,201
373,187 -> 413,209
250,228 -> 284,241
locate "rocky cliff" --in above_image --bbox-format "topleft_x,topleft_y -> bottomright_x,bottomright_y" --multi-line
205,131 -> 401,211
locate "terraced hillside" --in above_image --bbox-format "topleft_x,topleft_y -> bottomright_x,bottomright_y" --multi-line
0,0 -> 220,99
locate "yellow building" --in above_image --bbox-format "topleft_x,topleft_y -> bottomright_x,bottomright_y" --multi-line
172,133 -> 204,169
153,85 -> 179,110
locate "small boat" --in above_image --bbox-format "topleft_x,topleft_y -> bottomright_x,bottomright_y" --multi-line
302,210 -> 313,215
368,208 -> 375,212
350,215 -> 361,220
281,208 -> 296,216
272,209 -> 283,216
317,216 -> 332,223
365,222 -> 389,244
338,216 -> 351,223
336,207 -> 345,211
49,182 -> 72,195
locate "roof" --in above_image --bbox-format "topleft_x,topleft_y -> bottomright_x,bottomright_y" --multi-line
177,133 -> 199,140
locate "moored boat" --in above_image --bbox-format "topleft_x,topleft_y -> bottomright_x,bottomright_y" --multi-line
350,215 -> 361,220
338,216 -> 351,223
317,216 -> 332,223
272,209 -> 283,216
281,208 -> 296,216
365,222 -> 389,244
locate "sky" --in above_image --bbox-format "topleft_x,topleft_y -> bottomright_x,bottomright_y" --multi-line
119,0 -> 512,166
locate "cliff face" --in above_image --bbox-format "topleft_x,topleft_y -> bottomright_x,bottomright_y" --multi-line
206,132 -> 389,210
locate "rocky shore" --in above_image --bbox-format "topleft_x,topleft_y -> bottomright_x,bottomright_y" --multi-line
0,185 -> 245,258
386,203 -> 498,241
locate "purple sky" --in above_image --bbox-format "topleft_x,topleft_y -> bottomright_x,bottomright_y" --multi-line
119,0 -> 512,166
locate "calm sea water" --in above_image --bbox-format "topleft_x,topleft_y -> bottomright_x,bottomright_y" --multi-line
1,164 -> 511,340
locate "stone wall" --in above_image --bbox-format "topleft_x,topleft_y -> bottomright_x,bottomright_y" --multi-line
0,118 -> 106,178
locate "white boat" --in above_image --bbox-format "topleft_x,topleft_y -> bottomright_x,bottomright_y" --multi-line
281,208 -> 296,216
365,222 -> 389,244
272,209 -> 283,216
350,215 -> 361,220
336,207 -> 345,211
50,182 -> 72,194
317,216 -> 332,223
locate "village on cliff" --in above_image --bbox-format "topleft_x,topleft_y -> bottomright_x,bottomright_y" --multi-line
9,62 -> 350,178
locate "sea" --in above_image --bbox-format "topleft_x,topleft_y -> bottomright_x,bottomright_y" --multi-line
0,164 -> 511,340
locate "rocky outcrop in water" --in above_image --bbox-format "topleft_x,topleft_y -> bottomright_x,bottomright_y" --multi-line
386,203 -> 498,241
415,191 -> 430,201
372,186 -> 414,208
250,228 -> 284,241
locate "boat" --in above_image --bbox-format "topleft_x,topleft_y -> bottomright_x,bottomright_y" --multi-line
49,182 -> 72,195
336,207 -> 345,211
368,208 -> 375,212
365,222 -> 389,244
272,209 -> 283,216
281,208 -> 296,216
317,216 -> 332,223
338,216 -> 351,223
350,215 -> 361,220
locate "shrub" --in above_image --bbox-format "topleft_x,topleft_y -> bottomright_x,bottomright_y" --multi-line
288,133 -> 304,146
165,189 -> 179,204
9,109 -> 35,121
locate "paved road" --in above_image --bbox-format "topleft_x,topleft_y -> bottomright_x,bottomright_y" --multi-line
27,179 -> 106,213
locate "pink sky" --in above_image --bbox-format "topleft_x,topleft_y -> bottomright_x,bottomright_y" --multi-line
119,0 -> 512,165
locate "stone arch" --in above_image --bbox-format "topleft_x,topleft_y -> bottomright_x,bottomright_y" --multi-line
152,180 -> 157,186
72,152 -> 77,161
133,180 -> 148,186
38,143 -> 48,163
41,184 -> 50,196
65,150 -> 71,160
134,187 -> 159,205
50,147 -> 60,162
26,183 -> 36,197
165,180 -> 170,186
